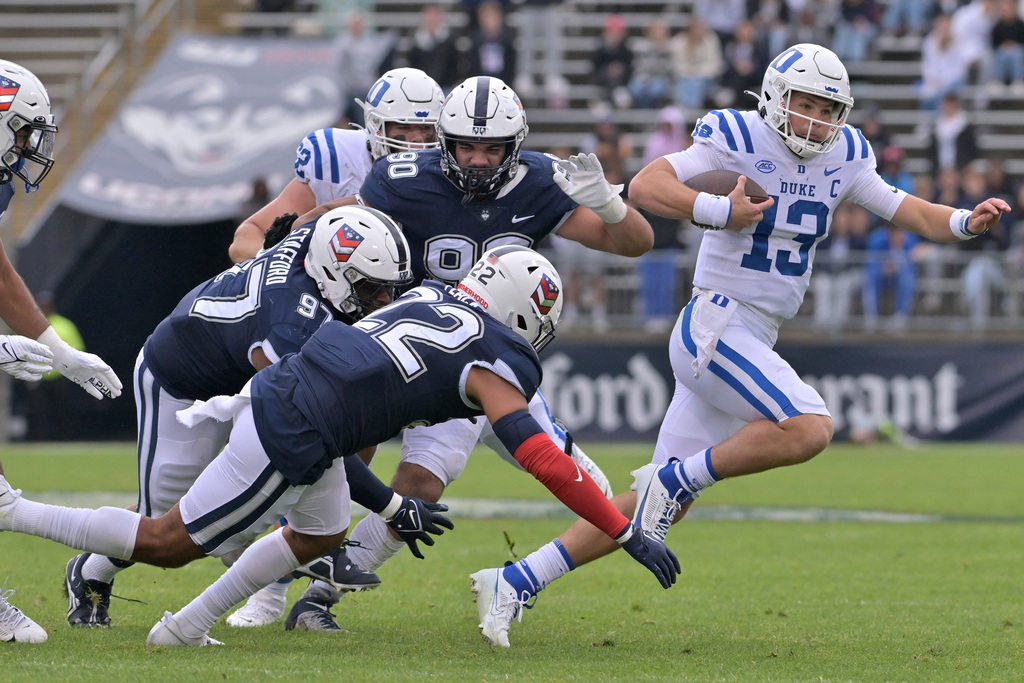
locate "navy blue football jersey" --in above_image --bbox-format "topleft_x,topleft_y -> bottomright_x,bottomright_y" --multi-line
250,281 -> 542,485
358,148 -> 577,285
143,222 -> 334,401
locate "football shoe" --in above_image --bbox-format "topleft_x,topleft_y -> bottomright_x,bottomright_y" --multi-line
469,565 -> 534,648
284,583 -> 342,632
226,585 -> 287,627
0,582 -> 47,643
147,611 -> 222,646
630,462 -> 689,542
65,553 -> 113,627
292,546 -> 381,593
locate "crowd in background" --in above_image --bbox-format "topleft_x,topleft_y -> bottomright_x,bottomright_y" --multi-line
240,0 -> 1024,336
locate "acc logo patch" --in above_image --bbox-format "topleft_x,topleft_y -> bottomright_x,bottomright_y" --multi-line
531,273 -> 560,315
755,159 -> 776,173
330,222 -> 364,263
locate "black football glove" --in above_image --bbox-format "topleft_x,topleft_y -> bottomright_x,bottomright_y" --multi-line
263,212 -> 298,250
618,528 -> 680,589
386,497 -> 454,559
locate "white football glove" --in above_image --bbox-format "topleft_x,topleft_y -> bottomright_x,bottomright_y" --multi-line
37,327 -> 123,400
0,334 -> 54,382
552,153 -> 628,223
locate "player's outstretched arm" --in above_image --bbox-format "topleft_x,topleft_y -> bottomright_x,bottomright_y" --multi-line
892,193 -> 1012,243
552,153 -> 654,257
229,179 -> 318,263
343,453 -> 454,559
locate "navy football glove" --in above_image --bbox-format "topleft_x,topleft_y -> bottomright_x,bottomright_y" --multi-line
618,527 -> 680,589
387,497 -> 454,559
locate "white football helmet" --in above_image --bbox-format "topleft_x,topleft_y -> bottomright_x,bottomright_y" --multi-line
753,44 -> 854,157
357,68 -> 444,159
0,60 -> 57,188
437,76 -> 529,201
458,245 -> 562,353
304,206 -> 413,321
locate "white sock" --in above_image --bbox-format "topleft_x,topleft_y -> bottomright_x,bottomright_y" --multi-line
503,539 -> 574,597
177,528 -> 298,638
82,553 -> 124,584
9,499 -> 139,560
670,448 -> 721,496
347,514 -> 406,572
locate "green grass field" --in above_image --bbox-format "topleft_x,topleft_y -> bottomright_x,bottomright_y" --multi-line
1,441 -> 1023,681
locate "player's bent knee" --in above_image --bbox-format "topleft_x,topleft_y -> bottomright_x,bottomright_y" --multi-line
391,462 -> 445,502
796,414 -> 834,461
132,515 -> 205,568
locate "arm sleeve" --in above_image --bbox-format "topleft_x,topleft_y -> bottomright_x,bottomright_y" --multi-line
492,410 -> 630,539
343,453 -> 395,514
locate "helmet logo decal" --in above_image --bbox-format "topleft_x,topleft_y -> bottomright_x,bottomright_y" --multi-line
531,273 -> 560,315
366,79 -> 391,107
0,75 -> 21,112
329,222 -> 364,263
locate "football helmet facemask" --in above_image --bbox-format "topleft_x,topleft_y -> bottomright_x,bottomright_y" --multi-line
753,44 -> 854,157
357,68 -> 444,159
437,76 -> 528,202
458,245 -> 561,353
0,60 -> 57,188
304,206 -> 413,321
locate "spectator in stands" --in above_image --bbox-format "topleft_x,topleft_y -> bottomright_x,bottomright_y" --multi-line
878,145 -> 916,195
952,0 -> 999,88
790,1 -> 837,46
317,0 -> 373,38
812,202 -> 870,334
988,0 -> 1024,93
882,0 -> 933,38
833,0 -> 882,64
986,157 -> 1016,197
958,161 -> 1013,333
455,0 -> 517,84
863,221 -> 922,333
334,11 -> 396,127
752,0 -> 795,58
628,17 -> 675,109
460,0 -> 510,32
638,105 -> 690,331
716,20 -> 768,108
400,4 -> 461,92
670,17 -> 724,110
591,14 -> 635,109
513,0 -> 571,109
239,177 -> 271,226
926,92 -> 980,173
857,102 -> 892,148
693,0 -> 748,47
920,13 -> 971,110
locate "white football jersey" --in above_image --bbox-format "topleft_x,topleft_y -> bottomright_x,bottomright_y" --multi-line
293,127 -> 373,206
665,109 -> 907,320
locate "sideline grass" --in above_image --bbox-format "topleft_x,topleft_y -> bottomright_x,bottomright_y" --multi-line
1,442 -> 1023,681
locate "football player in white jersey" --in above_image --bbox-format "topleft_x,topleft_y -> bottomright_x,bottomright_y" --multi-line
228,67 -> 445,263
0,60 -> 123,645
466,43 -> 1011,648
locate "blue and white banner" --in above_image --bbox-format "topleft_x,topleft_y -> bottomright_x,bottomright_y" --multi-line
540,342 -> 1024,442
59,33 -> 341,224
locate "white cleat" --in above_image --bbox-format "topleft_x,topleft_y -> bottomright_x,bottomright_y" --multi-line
226,586 -> 287,627
147,611 -> 223,647
0,583 -> 47,643
470,567 -> 530,648
0,475 -> 23,531
630,463 -> 685,542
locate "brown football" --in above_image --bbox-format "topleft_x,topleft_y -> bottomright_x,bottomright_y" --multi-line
683,170 -> 770,203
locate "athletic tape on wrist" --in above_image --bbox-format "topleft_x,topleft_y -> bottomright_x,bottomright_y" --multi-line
692,192 -> 732,230
949,209 -> 977,240
594,195 -> 628,223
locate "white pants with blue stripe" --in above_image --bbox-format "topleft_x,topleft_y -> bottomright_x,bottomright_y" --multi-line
651,294 -> 830,466
179,404 -> 350,557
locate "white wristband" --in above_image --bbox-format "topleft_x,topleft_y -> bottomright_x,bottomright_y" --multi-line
379,492 -> 403,520
36,325 -> 63,350
593,195 -> 628,223
614,524 -> 634,544
692,192 -> 732,230
949,209 -> 976,240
